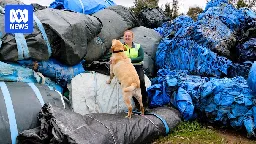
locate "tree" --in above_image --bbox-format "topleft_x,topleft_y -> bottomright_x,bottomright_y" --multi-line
172,0 -> 179,19
229,0 -> 255,8
164,2 -> 171,17
187,6 -> 203,21
164,0 -> 179,19
236,0 -> 248,8
131,0 -> 159,15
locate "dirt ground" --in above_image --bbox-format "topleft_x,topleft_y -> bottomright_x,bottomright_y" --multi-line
213,127 -> 256,144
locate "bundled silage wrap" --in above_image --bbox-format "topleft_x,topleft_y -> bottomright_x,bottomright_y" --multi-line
204,0 -> 228,11
198,2 -> 241,31
84,5 -> 137,63
154,16 -> 195,38
18,58 -> 85,87
147,69 -> 256,137
236,38 -> 256,62
0,61 -> 63,93
190,17 -> 236,58
247,62 -> 256,93
155,38 -> 232,77
138,7 -> 170,28
17,103 -> 181,144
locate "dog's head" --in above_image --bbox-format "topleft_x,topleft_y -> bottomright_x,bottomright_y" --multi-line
111,39 -> 127,53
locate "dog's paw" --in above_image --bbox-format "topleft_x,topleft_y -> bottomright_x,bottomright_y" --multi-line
125,115 -> 131,119
106,80 -> 111,84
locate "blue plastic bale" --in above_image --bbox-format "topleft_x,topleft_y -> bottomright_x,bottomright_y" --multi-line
198,4 -> 240,30
148,69 -> 208,120
237,38 -> 256,62
204,0 -> 228,11
149,68 -> 256,136
191,17 -> 236,58
237,8 -> 256,28
18,58 -> 85,87
49,0 -> 116,14
247,62 -> 256,93
156,38 -> 232,77
0,61 -> 63,93
154,16 -> 194,38
173,87 -> 195,121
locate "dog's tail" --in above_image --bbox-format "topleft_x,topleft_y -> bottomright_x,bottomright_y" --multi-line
124,83 -> 138,92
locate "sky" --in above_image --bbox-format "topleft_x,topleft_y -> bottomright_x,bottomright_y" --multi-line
20,0 -> 207,14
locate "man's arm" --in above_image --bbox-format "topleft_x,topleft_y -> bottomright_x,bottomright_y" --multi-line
131,47 -> 144,63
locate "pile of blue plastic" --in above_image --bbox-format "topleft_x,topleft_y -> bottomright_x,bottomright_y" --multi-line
156,38 -> 232,76
148,69 -> 256,137
150,0 -> 256,137
49,0 -> 116,14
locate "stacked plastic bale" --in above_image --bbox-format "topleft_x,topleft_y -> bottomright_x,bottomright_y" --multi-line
138,7 -> 170,28
84,5 -> 139,63
156,38 -> 232,77
189,18 -> 236,59
148,69 -> 256,137
191,1 -> 240,59
154,16 -> 195,38
236,8 -> 256,62
148,69 -> 209,120
17,59 -> 85,88
204,0 -> 229,11
0,1 -> 90,96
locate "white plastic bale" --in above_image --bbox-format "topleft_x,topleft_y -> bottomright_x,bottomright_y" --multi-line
70,72 -> 151,115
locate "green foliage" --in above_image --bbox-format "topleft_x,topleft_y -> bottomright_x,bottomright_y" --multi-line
130,0 -> 159,15
164,0 -> 179,20
229,0 -> 255,8
187,7 -> 203,21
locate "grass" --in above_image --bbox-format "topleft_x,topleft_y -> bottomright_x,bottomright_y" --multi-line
153,121 -> 256,144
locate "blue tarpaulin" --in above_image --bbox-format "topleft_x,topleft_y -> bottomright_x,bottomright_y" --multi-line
155,38 -> 232,77
247,62 -> 256,93
237,38 -> 256,62
18,58 -> 85,87
204,0 -> 228,11
148,69 -> 256,136
49,0 -> 116,14
199,3 -> 240,31
0,61 -> 63,93
191,17 -> 236,58
154,16 -> 195,38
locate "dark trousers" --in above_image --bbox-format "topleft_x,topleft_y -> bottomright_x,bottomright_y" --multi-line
133,65 -> 148,107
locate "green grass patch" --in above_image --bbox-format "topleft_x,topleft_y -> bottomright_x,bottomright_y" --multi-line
154,121 -> 225,144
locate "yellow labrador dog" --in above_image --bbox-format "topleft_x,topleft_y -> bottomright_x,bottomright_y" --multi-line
106,39 -> 144,118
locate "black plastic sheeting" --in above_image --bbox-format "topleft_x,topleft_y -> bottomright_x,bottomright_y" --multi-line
138,7 -> 170,29
17,103 -> 181,144
0,15 -> 50,62
84,6 -> 135,63
227,61 -> 253,78
107,5 -> 139,28
237,38 -> 256,62
0,0 -> 23,7
35,8 -> 102,66
0,82 -> 69,144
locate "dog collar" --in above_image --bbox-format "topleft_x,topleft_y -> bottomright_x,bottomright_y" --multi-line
113,50 -> 124,53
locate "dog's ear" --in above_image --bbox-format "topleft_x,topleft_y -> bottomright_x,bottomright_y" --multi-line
112,39 -> 117,44
111,45 -> 114,52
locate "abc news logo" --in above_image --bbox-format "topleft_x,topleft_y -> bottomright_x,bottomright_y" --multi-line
5,5 -> 33,33
10,9 -> 29,29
